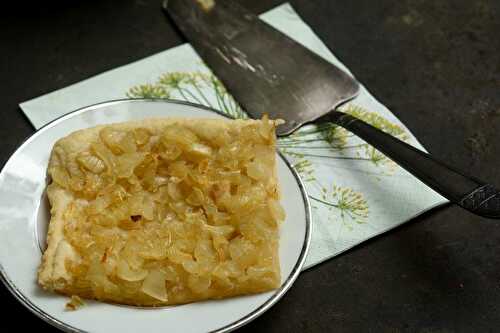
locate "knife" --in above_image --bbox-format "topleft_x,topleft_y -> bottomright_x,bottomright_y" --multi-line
163,0 -> 500,219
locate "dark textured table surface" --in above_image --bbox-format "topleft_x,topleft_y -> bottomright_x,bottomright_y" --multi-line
1,0 -> 499,331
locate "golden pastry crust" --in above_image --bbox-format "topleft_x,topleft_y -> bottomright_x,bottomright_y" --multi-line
38,117 -> 285,306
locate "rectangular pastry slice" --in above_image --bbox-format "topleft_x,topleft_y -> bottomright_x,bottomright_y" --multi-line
38,117 -> 285,306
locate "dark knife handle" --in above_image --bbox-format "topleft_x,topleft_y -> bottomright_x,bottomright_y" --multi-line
326,111 -> 500,219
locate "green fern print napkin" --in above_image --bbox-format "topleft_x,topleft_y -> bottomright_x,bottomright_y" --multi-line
20,3 -> 447,269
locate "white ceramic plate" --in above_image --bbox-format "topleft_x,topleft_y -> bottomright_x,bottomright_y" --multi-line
0,99 -> 311,333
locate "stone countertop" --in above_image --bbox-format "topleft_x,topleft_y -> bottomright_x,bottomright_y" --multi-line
1,0 -> 499,331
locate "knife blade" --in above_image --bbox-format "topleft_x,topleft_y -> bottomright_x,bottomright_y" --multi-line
163,0 -> 359,135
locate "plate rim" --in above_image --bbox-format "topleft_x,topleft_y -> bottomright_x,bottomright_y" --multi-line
0,98 -> 311,333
